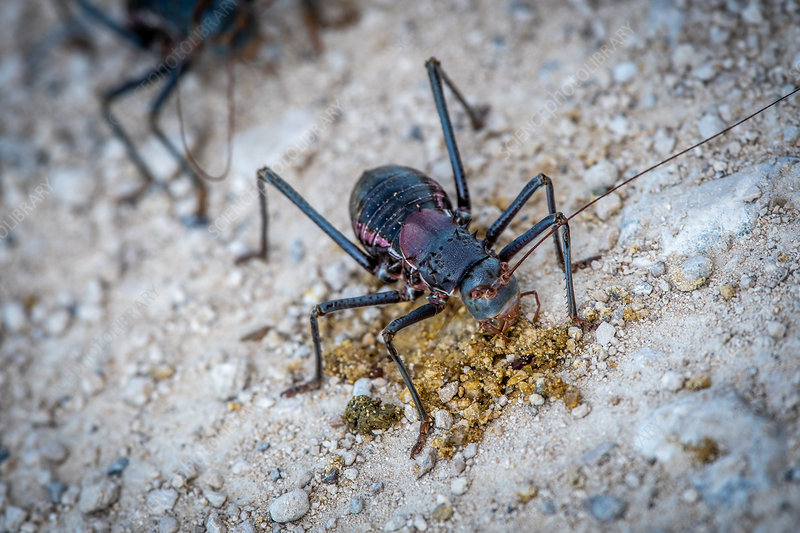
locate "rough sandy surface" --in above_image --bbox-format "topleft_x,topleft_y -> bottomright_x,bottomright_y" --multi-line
2,1 -> 800,532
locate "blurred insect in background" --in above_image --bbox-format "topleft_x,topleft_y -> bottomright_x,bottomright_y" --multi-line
72,0 -> 356,224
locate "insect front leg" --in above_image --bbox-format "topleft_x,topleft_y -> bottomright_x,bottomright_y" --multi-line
425,57 -> 489,226
282,290 -> 409,397
499,213 -> 582,325
381,299 -> 446,458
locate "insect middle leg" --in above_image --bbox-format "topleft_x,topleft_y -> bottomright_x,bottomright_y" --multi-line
282,290 -> 411,396
381,300 -> 446,457
425,57 -> 489,225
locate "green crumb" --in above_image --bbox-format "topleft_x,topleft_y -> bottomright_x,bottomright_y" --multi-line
516,484 -> 539,503
685,374 -> 711,391
342,396 -> 403,434
432,503 -> 454,521
719,283 -> 736,300
685,437 -> 721,464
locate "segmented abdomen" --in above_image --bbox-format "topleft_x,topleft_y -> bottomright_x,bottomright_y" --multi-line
349,165 -> 452,257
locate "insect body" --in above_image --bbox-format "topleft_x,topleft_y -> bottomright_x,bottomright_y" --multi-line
238,58 -> 583,456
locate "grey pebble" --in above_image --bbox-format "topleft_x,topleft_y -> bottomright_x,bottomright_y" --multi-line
595,322 -> 615,346
206,512 -> 227,533
453,454 -> 466,474
434,409 -> 453,430
46,480 -> 67,503
438,382 -> 459,403
343,468 -> 358,481
257,442 -> 271,452
269,489 -> 309,523
79,477 -> 121,514
674,255 -> 713,292
540,499 -> 557,515
583,495 -> 627,522
107,457 -> 129,477
632,282 -> 653,296
295,470 -> 313,489
583,160 -> 618,191
416,448 -> 437,478
581,442 -> 618,466
349,496 -> 364,514
594,192 -> 622,221
4,507 -> 26,531
613,61 -> 638,84
463,443 -> 478,459
205,490 -> 227,508
384,513 -> 406,532
352,377 -> 373,398
232,520 -> 256,533
649,261 -> 666,277
369,481 -> 384,495
146,488 -> 179,515
698,113 -> 725,139
272,468 -> 282,481
765,320 -> 786,340
451,477 -> 469,496
39,439 -> 69,463
157,515 -> 179,533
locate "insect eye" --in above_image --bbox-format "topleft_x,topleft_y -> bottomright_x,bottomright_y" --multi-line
471,289 -> 484,299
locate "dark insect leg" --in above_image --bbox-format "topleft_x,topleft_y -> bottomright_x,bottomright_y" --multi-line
282,290 -> 409,396
425,57 -> 489,226
236,167 -> 378,274
382,301 -> 446,458
485,173 -> 564,270
72,0 -> 146,48
499,213 -> 579,321
102,64 -> 174,203
146,61 -> 210,224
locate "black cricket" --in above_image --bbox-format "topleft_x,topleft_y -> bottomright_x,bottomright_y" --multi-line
237,58 -> 586,457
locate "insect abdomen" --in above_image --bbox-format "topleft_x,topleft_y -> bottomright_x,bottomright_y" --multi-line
349,165 -> 452,256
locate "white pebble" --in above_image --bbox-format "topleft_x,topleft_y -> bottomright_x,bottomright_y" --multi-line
528,394 -> 545,406
584,160 -> 619,191
438,382 -> 459,403
571,404 -> 591,418
450,477 -> 469,496
434,409 -> 453,430
698,114 -> 726,140
2,301 -> 26,332
612,61 -> 638,84
765,320 -> 786,340
595,322 -> 616,346
269,489 -> 310,523
352,378 -> 373,398
660,371 -> 684,392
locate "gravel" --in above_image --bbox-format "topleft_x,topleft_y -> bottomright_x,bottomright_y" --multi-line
269,489 -> 310,523
673,256 -> 713,292
78,477 -> 121,514
349,496 -> 364,514
595,322 -> 616,346
583,495 -> 628,522
146,489 -> 179,515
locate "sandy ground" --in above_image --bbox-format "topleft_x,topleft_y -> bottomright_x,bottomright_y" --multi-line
2,0 -> 800,531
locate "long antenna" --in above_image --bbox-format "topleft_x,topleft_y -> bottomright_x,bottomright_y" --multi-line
506,85 -> 800,276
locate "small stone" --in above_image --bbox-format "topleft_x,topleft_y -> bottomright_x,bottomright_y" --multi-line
540,499 -> 557,515
50,167 -> 95,208
412,515 -> 428,532
416,448 -> 437,478
233,520 -> 256,533
271,468 -> 282,482
432,503 -> 453,521
681,488 -> 699,503
650,261 -> 666,277
5,507 -> 27,531
438,382 -> 458,403
205,490 -> 227,508
146,489 -> 179,515
157,515 -> 179,533
568,327 -> 583,341
529,393 -> 545,406
632,282 -> 653,296
295,470 -> 313,489
384,513 -> 406,531
344,451 -> 357,466
2,301 -> 26,332
595,322 -> 615,346
121,376 -> 154,407
369,481 -> 384,495
613,61 -> 638,84
342,468 -> 358,481
765,320 -> 786,340
107,457 -> 129,477
46,481 -> 67,503
673,256 -> 713,292
463,443 -> 478,459
584,160 -> 619,191
660,371 -> 684,392
572,404 -> 591,418
698,114 -> 726,139
44,309 -> 71,336
257,442 -> 271,452
434,409 -> 453,430
740,274 -> 754,289
685,374 -> 711,391
269,489 -> 309,523
742,2 -> 763,23
206,512 -> 227,533
404,403 -> 419,422
352,378 -> 373,398
349,496 -> 364,514
624,473 -> 640,489
583,495 -> 627,522
79,478 -> 121,514
450,478 -> 469,496
693,62 -> 716,81
453,454 -> 466,474
594,192 -> 622,220
719,284 -> 736,300
39,440 -> 69,463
